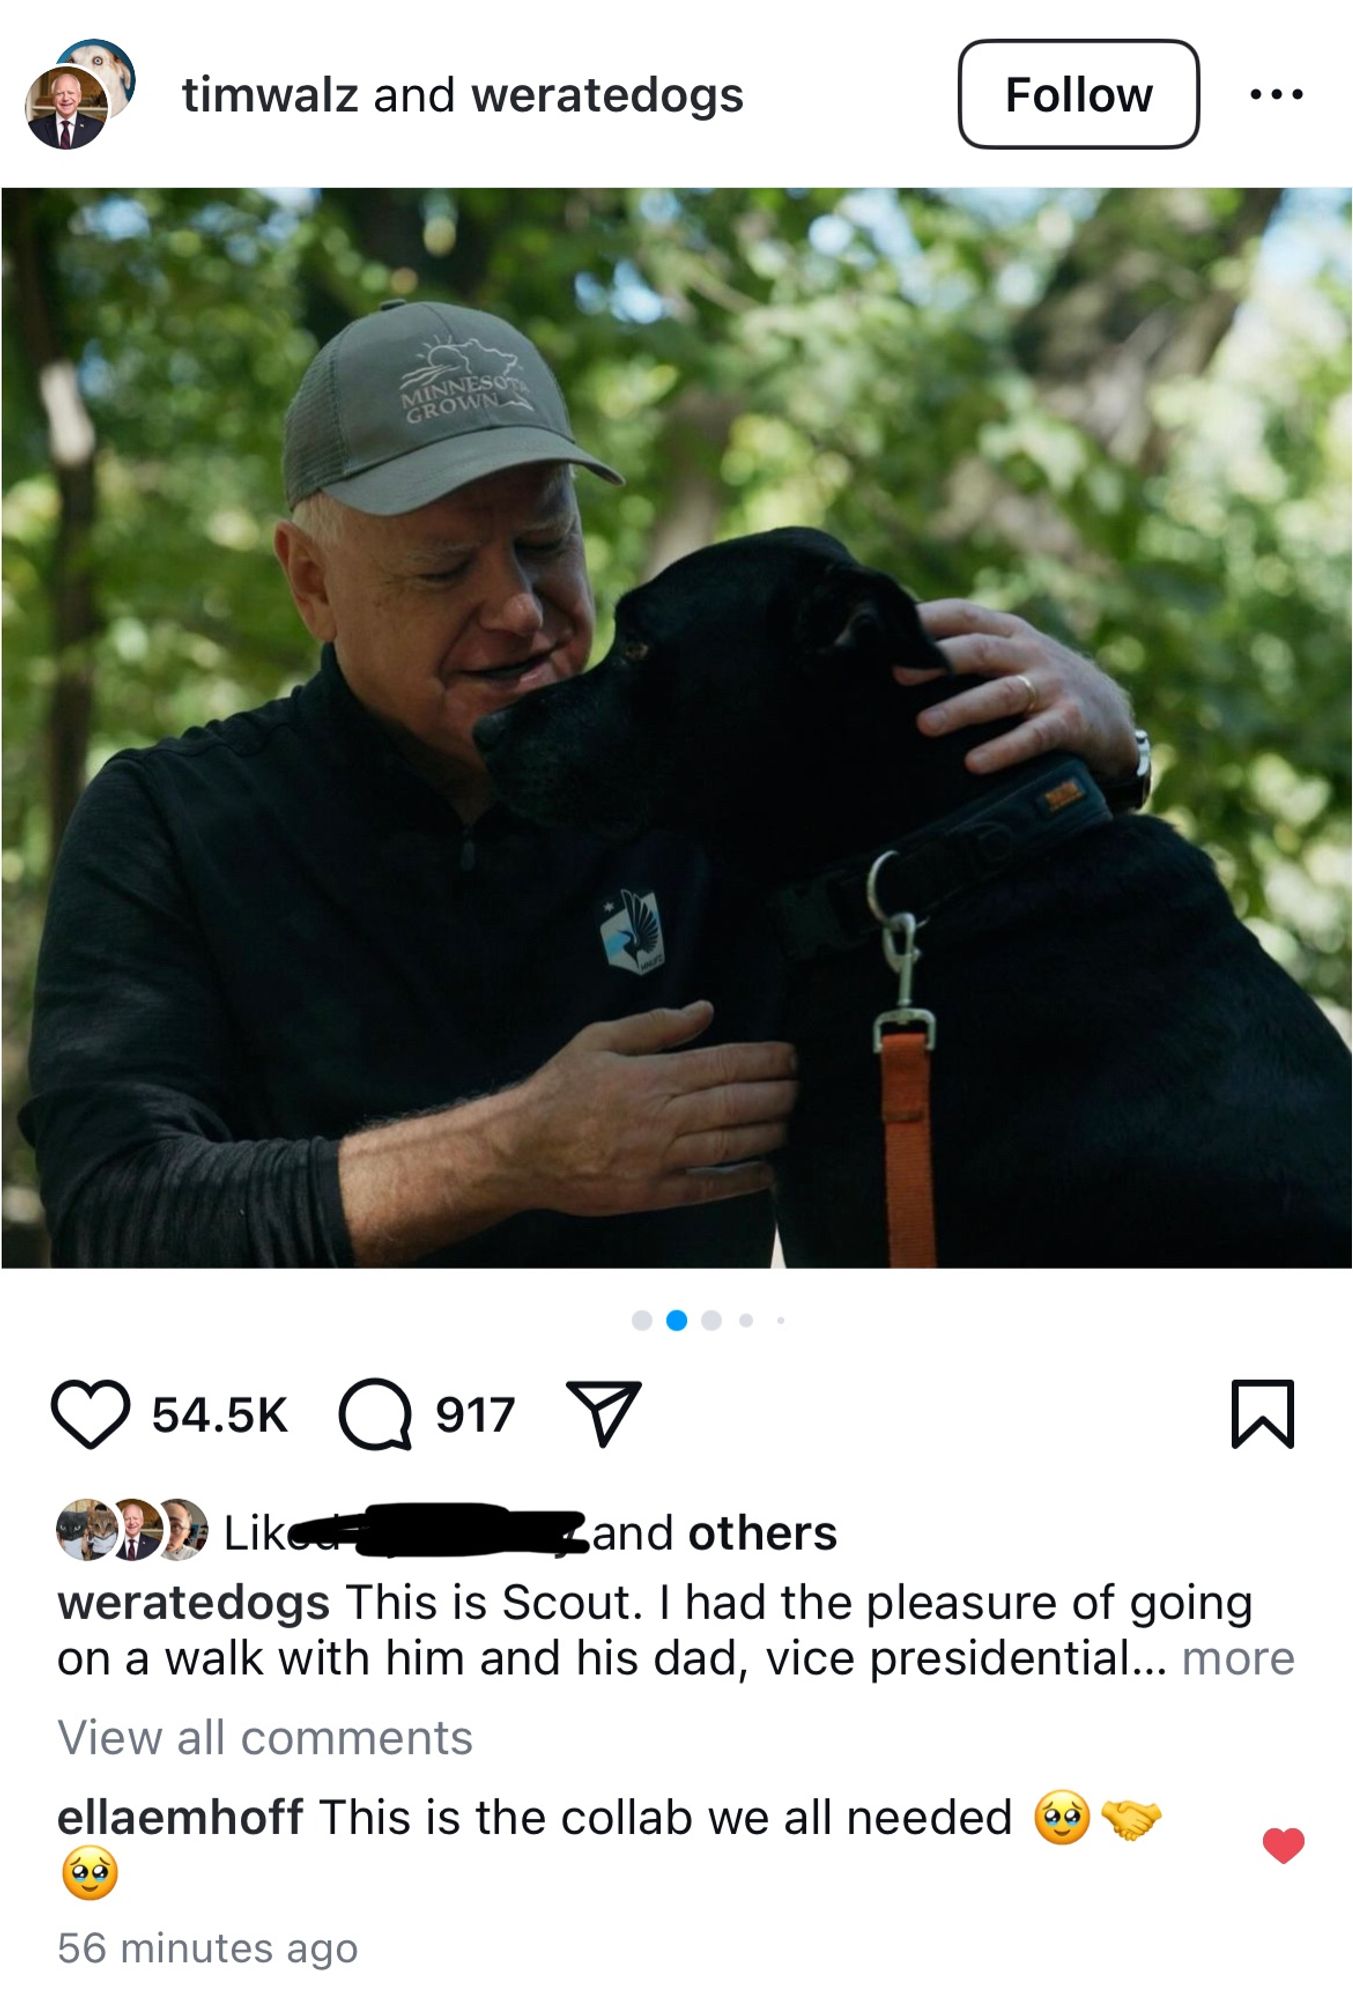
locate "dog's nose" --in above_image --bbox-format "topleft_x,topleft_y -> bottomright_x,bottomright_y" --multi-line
472,709 -> 511,756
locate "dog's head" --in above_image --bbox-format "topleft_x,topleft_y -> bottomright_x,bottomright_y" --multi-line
476,528 -> 953,866
63,46 -> 132,112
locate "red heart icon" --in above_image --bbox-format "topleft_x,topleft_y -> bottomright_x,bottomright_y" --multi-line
1262,1828 -> 1305,1864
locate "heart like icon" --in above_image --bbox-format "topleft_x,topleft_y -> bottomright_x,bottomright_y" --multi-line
51,1379 -> 131,1451
1262,1827 -> 1305,1865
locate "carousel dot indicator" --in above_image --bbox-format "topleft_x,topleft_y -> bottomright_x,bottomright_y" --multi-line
666,1309 -> 688,1331
739,1314 -> 753,1327
701,1311 -> 722,1330
631,1310 -> 653,1330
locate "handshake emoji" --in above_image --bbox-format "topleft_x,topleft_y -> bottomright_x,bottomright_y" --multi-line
1102,1800 -> 1162,1842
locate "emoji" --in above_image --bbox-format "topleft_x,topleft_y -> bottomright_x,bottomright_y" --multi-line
1034,1790 -> 1090,1845
1263,1827 -> 1304,1864
1103,1800 -> 1161,1841
63,1845 -> 117,1900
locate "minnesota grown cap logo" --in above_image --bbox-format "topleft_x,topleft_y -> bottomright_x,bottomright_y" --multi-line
600,889 -> 666,976
283,300 -> 624,513
400,337 -> 534,426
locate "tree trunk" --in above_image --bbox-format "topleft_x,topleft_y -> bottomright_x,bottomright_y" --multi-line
642,389 -> 742,578
10,191 -> 99,865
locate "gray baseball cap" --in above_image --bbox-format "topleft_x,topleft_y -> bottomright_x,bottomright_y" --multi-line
283,298 -> 623,515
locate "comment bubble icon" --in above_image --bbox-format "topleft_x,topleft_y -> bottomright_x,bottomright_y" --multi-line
338,1377 -> 413,1452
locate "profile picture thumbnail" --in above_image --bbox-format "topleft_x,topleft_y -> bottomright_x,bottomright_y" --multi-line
57,40 -> 136,115
57,1499 -> 118,1561
25,67 -> 106,148
161,1498 -> 208,1560
116,1499 -> 162,1560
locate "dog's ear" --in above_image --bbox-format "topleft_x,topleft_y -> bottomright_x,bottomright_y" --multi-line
795,563 -> 950,677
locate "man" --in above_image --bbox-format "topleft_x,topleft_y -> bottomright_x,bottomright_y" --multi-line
29,73 -> 103,148
22,300 -> 1141,1266
161,1501 -> 199,1561
117,1501 -> 156,1560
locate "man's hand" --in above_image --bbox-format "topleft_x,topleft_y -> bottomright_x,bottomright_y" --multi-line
340,1000 -> 797,1264
504,1000 -> 798,1215
1102,1800 -> 1162,1841
894,599 -> 1138,786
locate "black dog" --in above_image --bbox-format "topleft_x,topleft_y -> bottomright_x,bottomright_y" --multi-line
476,529 -> 1350,1266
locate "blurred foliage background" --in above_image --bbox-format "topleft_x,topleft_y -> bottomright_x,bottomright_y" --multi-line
3,186 -> 1350,1258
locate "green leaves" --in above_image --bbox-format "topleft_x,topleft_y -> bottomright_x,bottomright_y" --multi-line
3,186 -> 1348,1218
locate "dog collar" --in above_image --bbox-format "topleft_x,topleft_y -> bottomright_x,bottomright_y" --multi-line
766,755 -> 1112,963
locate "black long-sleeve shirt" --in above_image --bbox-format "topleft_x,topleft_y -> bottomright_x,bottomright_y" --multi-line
21,649 -> 782,1267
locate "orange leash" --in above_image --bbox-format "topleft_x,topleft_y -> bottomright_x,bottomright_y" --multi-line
880,1030 -> 937,1266
864,871 -> 938,1268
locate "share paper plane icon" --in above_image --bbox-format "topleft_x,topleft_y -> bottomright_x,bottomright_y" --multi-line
566,1381 -> 642,1449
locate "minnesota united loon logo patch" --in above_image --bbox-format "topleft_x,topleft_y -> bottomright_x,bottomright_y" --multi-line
599,888 -> 666,975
